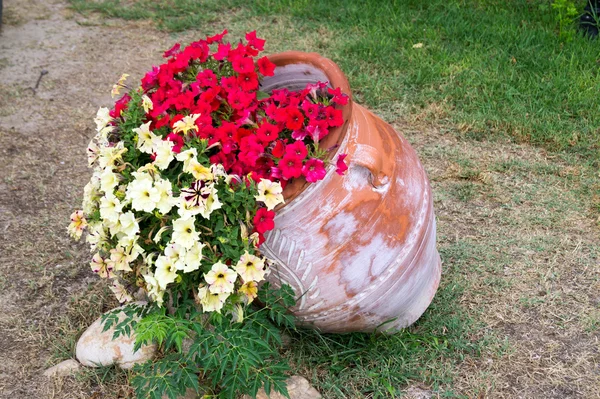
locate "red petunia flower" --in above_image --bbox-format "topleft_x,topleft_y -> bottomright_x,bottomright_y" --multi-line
163,43 -> 181,58
196,69 -> 218,87
271,140 -> 286,158
256,122 -> 279,144
285,140 -> 308,160
232,57 -> 255,74
253,207 -> 275,234
285,107 -> 304,131
245,30 -> 266,51
257,56 -> 276,77
166,133 -> 184,153
279,155 -> 303,180
237,72 -> 259,91
110,93 -> 131,118
302,158 -> 326,183
325,107 -> 344,127
206,29 -> 228,44
327,87 -> 349,105
335,153 -> 348,175
213,42 -> 231,61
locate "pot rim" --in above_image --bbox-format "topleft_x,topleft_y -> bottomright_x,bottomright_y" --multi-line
265,51 -> 354,205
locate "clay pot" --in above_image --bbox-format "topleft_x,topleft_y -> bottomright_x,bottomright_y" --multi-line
260,52 -> 442,333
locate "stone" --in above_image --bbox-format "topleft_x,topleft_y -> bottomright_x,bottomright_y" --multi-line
402,386 -> 433,399
242,375 -> 321,399
76,303 -> 157,369
43,359 -> 81,378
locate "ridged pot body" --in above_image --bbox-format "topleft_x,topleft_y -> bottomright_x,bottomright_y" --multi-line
261,53 -> 441,333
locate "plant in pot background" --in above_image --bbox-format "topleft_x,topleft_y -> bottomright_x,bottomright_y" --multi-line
69,30 -> 349,398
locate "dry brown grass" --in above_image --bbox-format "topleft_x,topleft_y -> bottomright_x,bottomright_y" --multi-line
0,0 -> 599,398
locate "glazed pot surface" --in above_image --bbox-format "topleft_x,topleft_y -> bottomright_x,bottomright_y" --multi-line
261,52 -> 441,333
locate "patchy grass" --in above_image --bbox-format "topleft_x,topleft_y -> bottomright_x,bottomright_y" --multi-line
0,0 -> 599,398
68,0 -> 600,160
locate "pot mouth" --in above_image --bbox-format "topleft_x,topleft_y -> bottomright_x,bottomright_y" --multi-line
263,51 -> 353,204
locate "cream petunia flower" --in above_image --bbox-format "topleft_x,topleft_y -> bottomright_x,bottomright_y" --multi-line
90,252 -> 112,278
133,121 -> 158,154
172,114 -> 200,135
99,194 -> 123,224
118,211 -> 139,238
197,286 -> 228,313
164,242 -> 186,271
234,251 -> 266,282
171,216 -> 200,249
154,255 -> 179,290
99,168 -> 120,194
153,139 -> 175,170
255,179 -> 284,211
67,210 -> 87,240
154,178 -> 175,215
87,140 -> 99,167
143,273 -> 165,307
175,148 -> 198,170
86,222 -> 108,251
108,246 -> 133,272
204,262 -> 237,294
141,94 -> 153,113
110,280 -> 133,303
94,107 -> 112,132
181,241 -> 205,273
126,178 -> 160,213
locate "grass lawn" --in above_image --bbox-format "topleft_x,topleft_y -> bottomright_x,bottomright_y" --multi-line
1,0 -> 598,398
69,0 -> 600,161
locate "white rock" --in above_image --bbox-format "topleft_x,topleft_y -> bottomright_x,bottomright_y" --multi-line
76,303 -> 157,369
242,375 -> 321,399
43,359 -> 81,378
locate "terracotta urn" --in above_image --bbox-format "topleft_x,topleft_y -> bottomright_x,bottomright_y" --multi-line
260,52 -> 442,333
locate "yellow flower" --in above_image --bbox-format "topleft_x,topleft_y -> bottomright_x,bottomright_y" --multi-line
234,251 -> 266,282
197,286 -> 229,313
90,252 -> 112,278
98,143 -> 127,169
67,210 -> 87,240
238,281 -> 258,303
172,114 -> 201,135
111,73 -> 129,98
255,179 -> 284,211
172,216 -> 200,249
141,94 -> 153,113
186,159 -> 213,181
155,255 -> 178,289
109,246 -> 133,272
133,121 -> 158,154
204,262 -> 237,294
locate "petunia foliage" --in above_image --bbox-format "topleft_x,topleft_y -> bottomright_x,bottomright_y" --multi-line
69,30 -> 348,398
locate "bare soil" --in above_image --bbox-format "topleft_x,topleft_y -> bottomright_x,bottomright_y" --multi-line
0,1 -> 598,398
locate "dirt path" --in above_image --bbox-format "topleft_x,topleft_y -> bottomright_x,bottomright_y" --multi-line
0,1 -> 598,398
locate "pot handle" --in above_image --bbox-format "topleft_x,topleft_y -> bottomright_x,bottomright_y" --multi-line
352,144 -> 389,188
